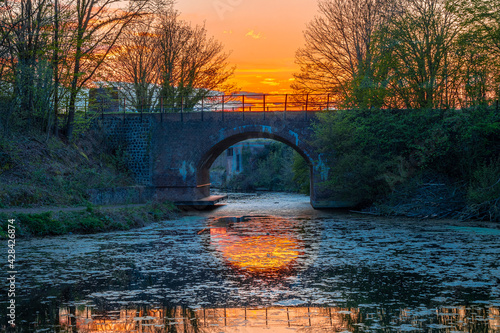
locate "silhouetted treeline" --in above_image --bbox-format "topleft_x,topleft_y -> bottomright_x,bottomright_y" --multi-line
0,0 -> 233,139
293,0 -> 500,109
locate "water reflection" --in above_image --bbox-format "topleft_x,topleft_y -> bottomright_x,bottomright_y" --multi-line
58,305 -> 500,332
207,216 -> 307,278
4,195 -> 500,331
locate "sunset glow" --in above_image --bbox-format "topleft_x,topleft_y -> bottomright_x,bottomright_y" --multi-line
176,0 -> 318,93
211,228 -> 302,274
207,216 -> 305,277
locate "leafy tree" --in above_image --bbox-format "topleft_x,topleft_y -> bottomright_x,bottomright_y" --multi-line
0,0 -> 150,138
447,0 -> 500,104
295,0 -> 499,109
0,0 -> 54,134
375,0 -> 463,109
311,106 -> 499,219
447,0 -> 500,55
456,31 -> 497,106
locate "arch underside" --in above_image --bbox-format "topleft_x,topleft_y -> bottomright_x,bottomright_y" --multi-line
197,131 -> 313,187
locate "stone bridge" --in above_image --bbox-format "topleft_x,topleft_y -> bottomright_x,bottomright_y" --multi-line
100,111 -> 352,208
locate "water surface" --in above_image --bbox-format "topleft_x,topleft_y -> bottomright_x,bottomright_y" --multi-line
2,192 -> 500,332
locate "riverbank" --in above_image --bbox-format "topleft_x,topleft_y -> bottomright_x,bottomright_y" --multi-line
0,132 -> 183,238
0,201 -> 178,238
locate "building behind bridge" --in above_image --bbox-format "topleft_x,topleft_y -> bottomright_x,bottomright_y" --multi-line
210,139 -> 269,188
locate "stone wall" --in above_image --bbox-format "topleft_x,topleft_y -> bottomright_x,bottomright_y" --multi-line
87,186 -> 155,205
99,116 -> 153,186
96,112 -> 356,208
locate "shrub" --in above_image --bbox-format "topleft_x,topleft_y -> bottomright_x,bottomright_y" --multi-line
312,106 -> 499,218
77,214 -> 105,232
465,159 -> 500,221
16,212 -> 66,235
223,142 -> 310,192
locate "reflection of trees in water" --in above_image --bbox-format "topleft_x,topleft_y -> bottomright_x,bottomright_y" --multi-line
59,306 -> 201,332
58,306 -> 361,332
57,305 -> 500,332
434,306 -> 497,333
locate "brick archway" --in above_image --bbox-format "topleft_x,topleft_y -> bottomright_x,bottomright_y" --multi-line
100,112 -> 355,208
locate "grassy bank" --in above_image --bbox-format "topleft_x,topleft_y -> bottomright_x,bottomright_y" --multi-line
0,201 -> 178,238
0,130 -> 180,238
0,130 -> 134,208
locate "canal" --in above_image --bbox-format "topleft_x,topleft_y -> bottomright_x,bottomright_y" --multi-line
2,192 -> 500,332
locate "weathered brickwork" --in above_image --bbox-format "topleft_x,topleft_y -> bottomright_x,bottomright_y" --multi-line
97,111 -> 355,208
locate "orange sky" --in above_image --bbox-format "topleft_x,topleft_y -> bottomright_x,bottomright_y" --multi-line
176,0 -> 318,94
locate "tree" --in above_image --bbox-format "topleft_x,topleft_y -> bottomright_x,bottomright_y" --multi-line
447,0 -> 500,103
103,6 -> 234,113
454,30 -> 497,106
105,18 -> 163,112
0,0 -> 54,133
64,0 -> 149,140
292,0 -> 392,108
376,0 -> 463,109
447,0 -> 500,54
156,10 -> 235,111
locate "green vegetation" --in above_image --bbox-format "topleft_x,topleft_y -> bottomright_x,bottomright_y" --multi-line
0,131 -> 134,208
223,142 -> 310,194
312,106 -> 500,221
294,0 -> 500,221
0,129 -> 180,238
0,202 -> 177,238
464,160 -> 500,221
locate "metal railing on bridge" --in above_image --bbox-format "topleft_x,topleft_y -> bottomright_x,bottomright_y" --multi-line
55,93 -> 500,128
88,93 -> 339,118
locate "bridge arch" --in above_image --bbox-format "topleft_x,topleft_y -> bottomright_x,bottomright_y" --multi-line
100,112 -> 353,208
196,130 -> 314,193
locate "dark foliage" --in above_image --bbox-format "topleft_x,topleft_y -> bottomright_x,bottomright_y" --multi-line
312,106 -> 500,220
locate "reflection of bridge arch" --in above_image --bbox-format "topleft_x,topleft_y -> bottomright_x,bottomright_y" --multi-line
100,111 -> 354,208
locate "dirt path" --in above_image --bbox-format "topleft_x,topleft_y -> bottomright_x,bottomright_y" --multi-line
0,203 -> 147,215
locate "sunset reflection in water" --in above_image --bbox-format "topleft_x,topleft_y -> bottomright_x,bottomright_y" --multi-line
207,216 -> 305,277
52,215 -> 500,332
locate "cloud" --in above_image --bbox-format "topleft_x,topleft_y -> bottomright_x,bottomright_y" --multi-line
260,78 -> 280,86
235,68 -> 291,73
245,30 -> 264,39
